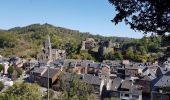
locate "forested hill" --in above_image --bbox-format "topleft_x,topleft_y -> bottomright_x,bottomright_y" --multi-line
0,23 -> 134,58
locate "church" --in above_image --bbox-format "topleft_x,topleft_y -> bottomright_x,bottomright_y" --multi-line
37,35 -> 65,64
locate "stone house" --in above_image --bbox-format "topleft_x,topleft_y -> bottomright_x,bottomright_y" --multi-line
152,75 -> 170,100
119,80 -> 142,100
125,64 -> 139,77
40,68 -> 61,88
30,67 -> 61,88
30,67 -> 47,83
23,59 -> 38,72
135,75 -> 152,100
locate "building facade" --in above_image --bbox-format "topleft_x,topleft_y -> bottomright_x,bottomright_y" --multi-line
37,35 -> 65,64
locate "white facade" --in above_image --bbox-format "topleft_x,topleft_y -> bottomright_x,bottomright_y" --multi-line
120,92 -> 142,100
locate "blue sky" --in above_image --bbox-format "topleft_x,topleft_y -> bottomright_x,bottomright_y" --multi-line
0,0 -> 144,38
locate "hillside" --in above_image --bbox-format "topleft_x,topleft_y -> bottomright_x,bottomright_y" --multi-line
0,23 -> 135,58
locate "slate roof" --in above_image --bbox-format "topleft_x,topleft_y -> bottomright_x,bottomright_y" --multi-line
130,85 -> 142,95
125,64 -> 139,69
31,67 -> 47,74
154,75 -> 170,87
81,74 -> 101,85
160,67 -> 170,75
120,80 -> 142,94
111,78 -> 122,91
121,80 -> 132,90
42,68 -> 60,78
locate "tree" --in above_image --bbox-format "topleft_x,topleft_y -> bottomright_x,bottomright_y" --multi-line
15,68 -> 23,77
109,0 -> 170,35
0,64 -> 4,73
7,66 -> 14,75
0,81 -> 4,90
125,47 -> 134,59
139,46 -> 147,55
115,51 -> 123,60
44,89 -> 54,100
59,73 -> 94,100
0,83 -> 42,100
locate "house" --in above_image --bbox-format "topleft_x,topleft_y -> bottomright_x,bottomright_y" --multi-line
30,67 -> 47,83
120,80 -> 142,100
81,38 -> 97,50
37,35 -> 65,64
100,78 -> 142,100
40,68 -> 61,88
152,75 -> 170,100
135,75 -> 152,100
125,64 -> 139,78
9,57 -> 25,68
30,67 -> 61,88
23,59 -> 38,72
142,67 -> 157,80
63,59 -> 79,73
107,78 -> 122,99
86,62 -> 100,75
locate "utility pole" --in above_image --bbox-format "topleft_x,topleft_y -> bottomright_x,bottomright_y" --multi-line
47,64 -> 49,100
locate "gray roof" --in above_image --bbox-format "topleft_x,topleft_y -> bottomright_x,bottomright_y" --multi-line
42,68 -> 60,78
81,74 -> 101,85
130,85 -> 142,95
125,64 -> 139,69
121,80 -> 132,90
31,67 -> 47,74
160,67 -> 170,75
154,75 -> 170,87
121,80 -> 142,94
111,78 -> 122,91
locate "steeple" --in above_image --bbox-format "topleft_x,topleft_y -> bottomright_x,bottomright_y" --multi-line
44,35 -> 52,63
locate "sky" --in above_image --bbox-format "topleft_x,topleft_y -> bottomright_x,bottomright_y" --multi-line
0,0 -> 144,38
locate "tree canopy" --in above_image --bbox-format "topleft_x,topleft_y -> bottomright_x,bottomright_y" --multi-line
58,73 -> 95,100
0,83 -> 42,100
109,0 -> 170,35
7,66 -> 14,75
0,64 -> 4,72
0,81 -> 4,91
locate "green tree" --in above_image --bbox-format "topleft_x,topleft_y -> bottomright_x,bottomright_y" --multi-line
0,81 -> 4,90
125,47 -> 134,59
139,46 -> 147,55
59,73 -> 94,100
15,68 -> 23,77
0,64 -> 4,73
44,89 -> 54,100
109,0 -> 170,35
7,66 -> 14,75
1,83 -> 42,100
115,51 -> 123,60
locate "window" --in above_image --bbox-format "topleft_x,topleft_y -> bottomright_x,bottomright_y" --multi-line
125,94 -> 129,97
132,95 -> 139,99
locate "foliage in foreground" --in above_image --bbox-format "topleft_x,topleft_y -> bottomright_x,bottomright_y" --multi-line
0,83 -> 42,100
58,73 -> 96,100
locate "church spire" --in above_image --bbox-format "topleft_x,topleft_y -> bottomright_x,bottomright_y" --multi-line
45,35 -> 52,64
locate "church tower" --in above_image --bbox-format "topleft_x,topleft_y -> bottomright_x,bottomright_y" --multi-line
44,35 -> 52,63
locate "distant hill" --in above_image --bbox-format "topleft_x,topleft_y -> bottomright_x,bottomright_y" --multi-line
0,23 -> 135,58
